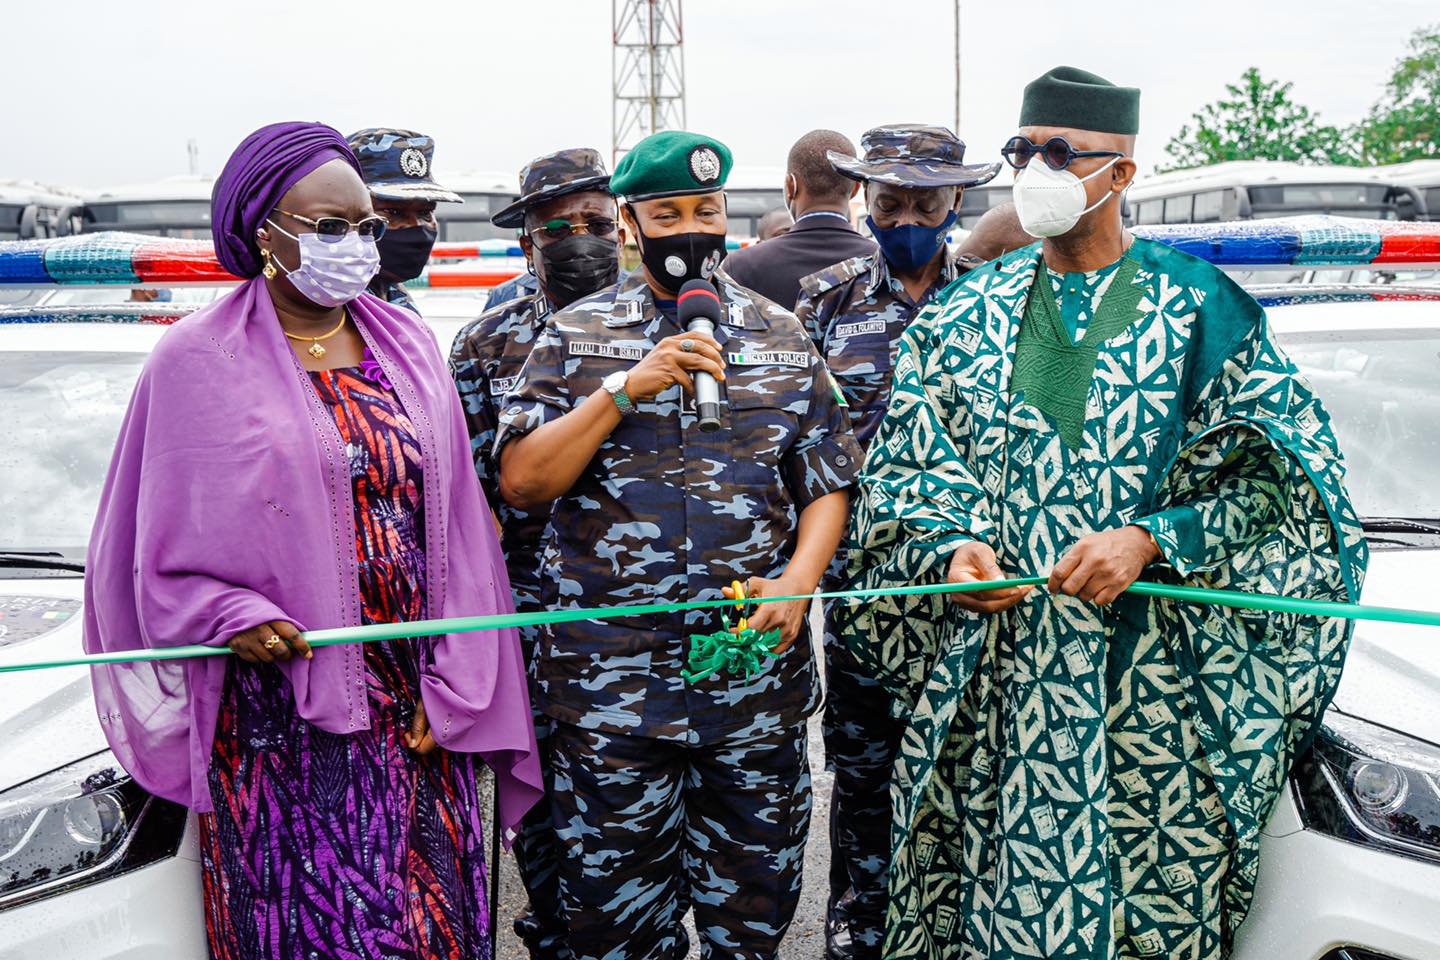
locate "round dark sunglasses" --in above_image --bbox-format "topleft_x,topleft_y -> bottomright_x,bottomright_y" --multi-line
1001,135 -> 1125,172
275,209 -> 388,242
531,216 -> 620,244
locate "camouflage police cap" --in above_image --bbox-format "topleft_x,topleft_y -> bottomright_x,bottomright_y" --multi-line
347,128 -> 463,204
827,124 -> 1001,190
490,147 -> 613,229
609,130 -> 732,202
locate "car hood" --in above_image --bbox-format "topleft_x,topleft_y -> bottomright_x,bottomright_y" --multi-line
1329,546 -> 1440,747
0,577 -> 103,793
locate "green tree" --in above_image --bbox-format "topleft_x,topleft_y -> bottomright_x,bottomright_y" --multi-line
1160,67 -> 1354,173
1356,23 -> 1440,163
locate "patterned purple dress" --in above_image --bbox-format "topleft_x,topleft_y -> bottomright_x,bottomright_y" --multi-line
198,360 -> 492,960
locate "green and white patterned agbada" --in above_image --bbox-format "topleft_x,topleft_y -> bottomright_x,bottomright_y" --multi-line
838,238 -> 1367,959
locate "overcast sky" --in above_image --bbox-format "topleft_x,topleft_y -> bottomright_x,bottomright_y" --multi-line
3,0 -> 1434,192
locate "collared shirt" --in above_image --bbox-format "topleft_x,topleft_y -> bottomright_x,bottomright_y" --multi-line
794,246 -> 981,451
449,291 -> 552,607
495,269 -> 862,741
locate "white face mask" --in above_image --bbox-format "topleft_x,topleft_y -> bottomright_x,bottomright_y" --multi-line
1011,155 -> 1121,239
265,220 -> 381,308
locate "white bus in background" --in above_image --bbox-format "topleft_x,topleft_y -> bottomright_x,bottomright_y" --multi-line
0,181 -> 80,241
432,171 -> 519,243
1128,161 -> 1425,226
75,176 -> 214,239
724,166 -> 786,241
1379,159 -> 1440,222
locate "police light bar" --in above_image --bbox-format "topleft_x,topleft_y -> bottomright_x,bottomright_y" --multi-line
0,233 -> 236,286
0,231 -> 526,287
1131,216 -> 1440,269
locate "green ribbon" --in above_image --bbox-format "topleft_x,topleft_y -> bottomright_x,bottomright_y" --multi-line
8,575 -> 1440,676
682,627 -> 783,684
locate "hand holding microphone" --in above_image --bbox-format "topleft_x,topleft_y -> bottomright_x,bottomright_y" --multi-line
622,286 -> 726,409
677,279 -> 725,431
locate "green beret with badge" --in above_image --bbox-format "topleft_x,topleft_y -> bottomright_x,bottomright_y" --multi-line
610,130 -> 733,201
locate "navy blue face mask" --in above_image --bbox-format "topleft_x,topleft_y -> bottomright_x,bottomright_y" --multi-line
867,210 -> 958,274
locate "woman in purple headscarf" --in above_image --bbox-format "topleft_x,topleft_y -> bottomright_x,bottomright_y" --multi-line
83,121 -> 541,960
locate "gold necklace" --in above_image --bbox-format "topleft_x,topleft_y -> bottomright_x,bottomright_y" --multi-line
284,310 -> 348,359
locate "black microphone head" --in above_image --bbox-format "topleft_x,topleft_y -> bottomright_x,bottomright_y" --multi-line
677,278 -> 723,324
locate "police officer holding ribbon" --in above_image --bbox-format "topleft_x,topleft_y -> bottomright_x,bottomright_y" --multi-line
495,130 -> 861,960
790,123 -> 1001,960
450,146 -> 623,960
348,127 -> 463,311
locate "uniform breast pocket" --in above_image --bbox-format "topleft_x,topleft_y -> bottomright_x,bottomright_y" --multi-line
726,384 -> 802,491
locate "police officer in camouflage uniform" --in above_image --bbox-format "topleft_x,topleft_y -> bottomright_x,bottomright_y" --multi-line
348,128 -> 463,312
496,130 -> 861,960
449,147 -> 622,959
791,124 -> 1001,960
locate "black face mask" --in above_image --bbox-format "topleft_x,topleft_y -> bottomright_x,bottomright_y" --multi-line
536,233 -> 621,310
376,225 -> 438,283
632,218 -> 727,295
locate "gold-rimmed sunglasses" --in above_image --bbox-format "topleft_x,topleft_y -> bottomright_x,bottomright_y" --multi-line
274,209 -> 389,242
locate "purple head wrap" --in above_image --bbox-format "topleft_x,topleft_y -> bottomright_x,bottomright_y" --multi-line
210,121 -> 361,277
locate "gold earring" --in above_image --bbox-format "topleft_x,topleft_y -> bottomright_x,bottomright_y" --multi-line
261,248 -> 277,280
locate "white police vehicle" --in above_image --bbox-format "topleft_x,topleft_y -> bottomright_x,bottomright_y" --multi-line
1,223 -> 1438,959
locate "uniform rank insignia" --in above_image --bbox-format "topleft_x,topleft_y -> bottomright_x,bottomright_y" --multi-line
570,341 -> 646,361
488,376 -> 518,396
727,351 -> 809,368
834,319 -> 886,339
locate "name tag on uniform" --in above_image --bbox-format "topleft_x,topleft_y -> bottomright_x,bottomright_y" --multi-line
569,340 -> 645,361
727,351 -> 809,368
489,375 -> 518,396
834,319 -> 886,339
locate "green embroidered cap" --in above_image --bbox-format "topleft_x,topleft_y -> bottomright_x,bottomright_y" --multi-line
610,130 -> 733,201
1019,66 -> 1140,135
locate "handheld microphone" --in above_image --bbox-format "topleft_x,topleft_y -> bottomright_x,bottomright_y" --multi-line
677,279 -> 724,432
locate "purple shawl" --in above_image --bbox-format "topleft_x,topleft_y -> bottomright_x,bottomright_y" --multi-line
82,279 -> 542,836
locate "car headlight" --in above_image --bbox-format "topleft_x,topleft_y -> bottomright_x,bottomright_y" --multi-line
0,750 -> 186,911
1293,710 -> 1440,864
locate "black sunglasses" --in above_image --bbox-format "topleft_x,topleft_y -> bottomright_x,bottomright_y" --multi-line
531,216 -> 619,244
1001,135 -> 1125,172
275,209 -> 388,242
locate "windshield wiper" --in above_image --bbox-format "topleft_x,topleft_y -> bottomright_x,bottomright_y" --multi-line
1360,517 -> 1440,536
0,551 -> 86,573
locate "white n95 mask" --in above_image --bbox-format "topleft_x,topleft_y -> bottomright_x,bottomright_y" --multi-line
1012,155 -> 1121,239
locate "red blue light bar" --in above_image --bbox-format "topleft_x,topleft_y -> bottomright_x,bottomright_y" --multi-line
1131,216 -> 1440,268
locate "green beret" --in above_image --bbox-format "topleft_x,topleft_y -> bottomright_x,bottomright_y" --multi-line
610,130 -> 732,201
1019,65 -> 1140,135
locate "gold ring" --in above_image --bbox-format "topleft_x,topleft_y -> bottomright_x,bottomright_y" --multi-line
264,635 -> 283,651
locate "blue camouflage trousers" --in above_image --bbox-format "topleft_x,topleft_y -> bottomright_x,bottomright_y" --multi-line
549,716 -> 812,960
821,602 -> 907,959
511,618 -> 571,959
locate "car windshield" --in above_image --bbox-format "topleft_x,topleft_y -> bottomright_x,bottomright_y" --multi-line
1282,328 -> 1440,521
0,350 -> 146,561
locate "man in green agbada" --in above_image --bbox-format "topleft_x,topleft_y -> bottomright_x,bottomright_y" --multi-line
840,66 -> 1369,959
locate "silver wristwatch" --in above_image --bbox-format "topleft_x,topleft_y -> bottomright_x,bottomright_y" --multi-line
602,370 -> 635,416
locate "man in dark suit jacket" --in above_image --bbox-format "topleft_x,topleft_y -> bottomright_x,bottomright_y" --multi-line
722,129 -> 877,310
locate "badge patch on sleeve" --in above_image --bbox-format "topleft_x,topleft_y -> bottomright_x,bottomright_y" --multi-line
570,341 -> 645,361
488,376 -> 519,396
834,319 -> 886,339
727,351 -> 809,368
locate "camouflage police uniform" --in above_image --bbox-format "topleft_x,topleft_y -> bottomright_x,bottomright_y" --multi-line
453,146 -> 622,960
450,289 -> 564,956
792,124 -> 1001,960
496,260 -> 861,959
